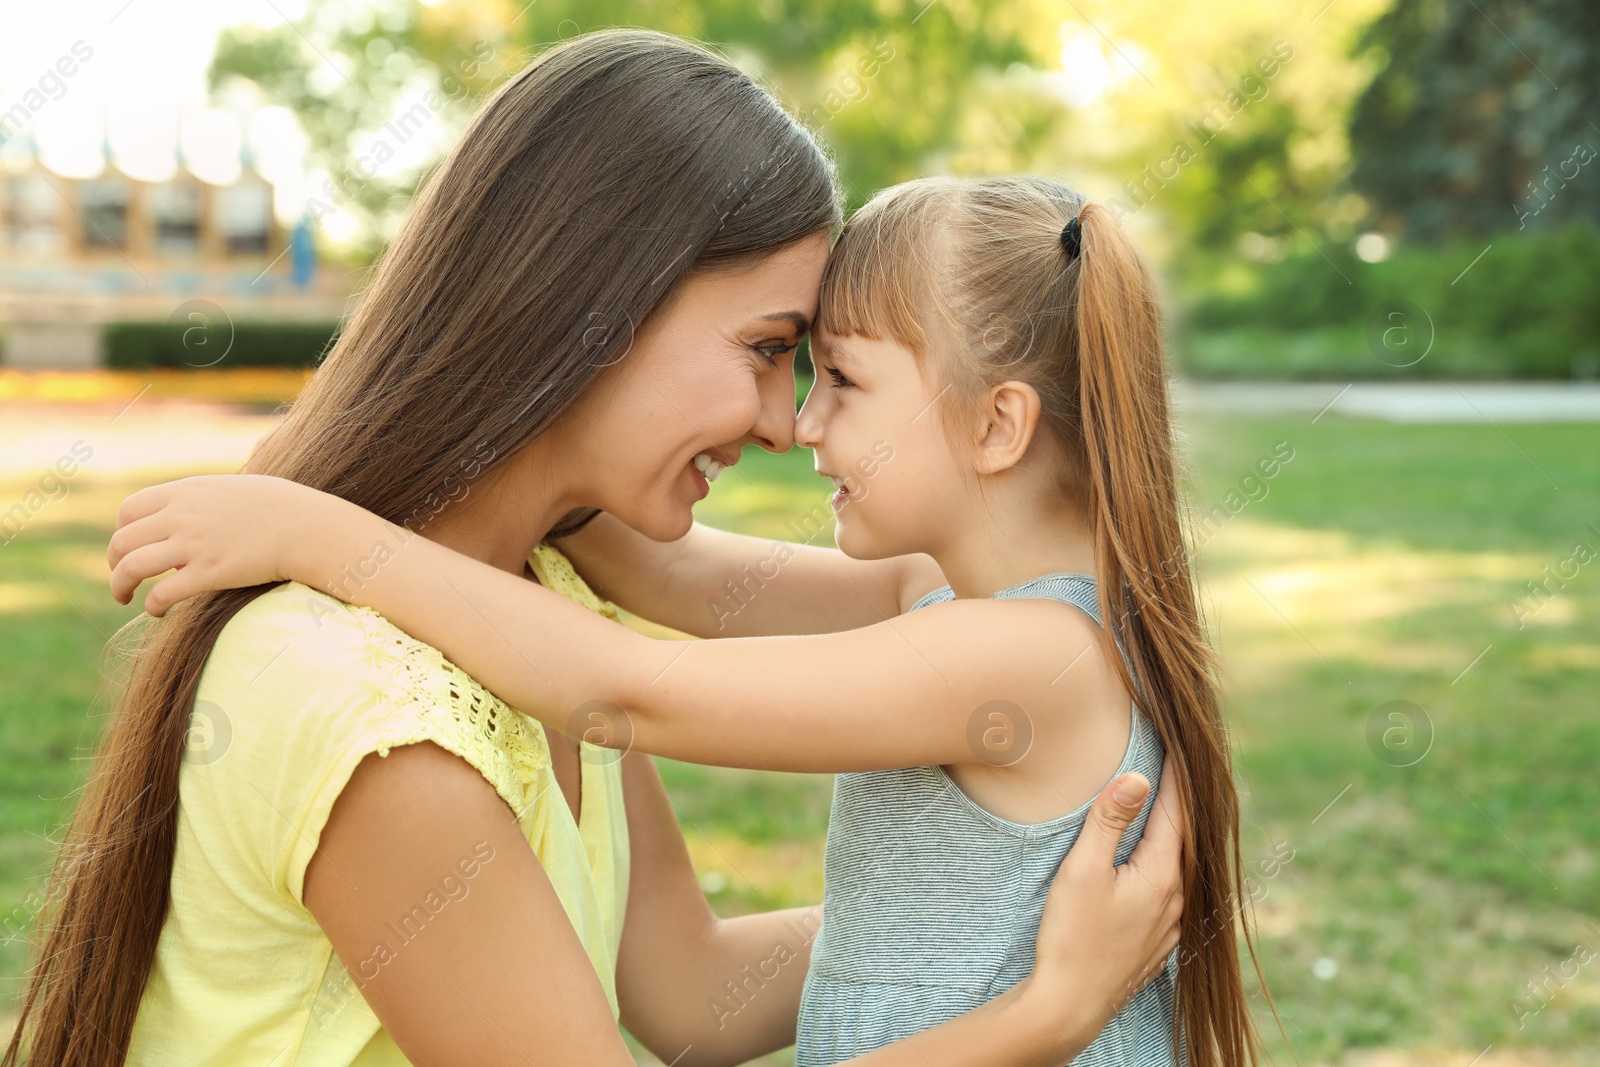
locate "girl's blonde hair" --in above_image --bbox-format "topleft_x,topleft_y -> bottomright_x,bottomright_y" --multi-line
820,175 -> 1266,1067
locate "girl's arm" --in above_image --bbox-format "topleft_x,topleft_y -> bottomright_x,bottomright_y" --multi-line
552,510 -> 947,638
110,476 -> 1104,775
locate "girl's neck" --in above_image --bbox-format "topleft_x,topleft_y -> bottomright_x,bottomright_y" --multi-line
932,502 -> 1098,600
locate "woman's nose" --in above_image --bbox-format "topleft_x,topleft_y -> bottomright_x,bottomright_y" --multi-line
748,362 -> 798,454
794,380 -> 825,451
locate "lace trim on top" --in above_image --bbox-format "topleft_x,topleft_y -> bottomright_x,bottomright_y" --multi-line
332,540 -> 618,822
528,542 -> 622,622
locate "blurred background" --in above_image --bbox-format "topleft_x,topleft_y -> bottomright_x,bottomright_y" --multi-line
0,0 -> 1596,1062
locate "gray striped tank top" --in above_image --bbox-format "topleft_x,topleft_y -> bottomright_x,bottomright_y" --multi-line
794,571 -> 1181,1066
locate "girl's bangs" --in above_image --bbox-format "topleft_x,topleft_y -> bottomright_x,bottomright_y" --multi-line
816,182 -> 953,354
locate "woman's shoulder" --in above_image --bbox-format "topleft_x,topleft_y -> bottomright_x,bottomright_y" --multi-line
192,581 -> 555,901
181,582 -> 549,913
201,581 -> 416,710
210,579 -> 494,692
210,580 -> 379,671
197,580 -> 552,803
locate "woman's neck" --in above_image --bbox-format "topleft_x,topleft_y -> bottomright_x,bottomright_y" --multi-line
418,444 -> 578,575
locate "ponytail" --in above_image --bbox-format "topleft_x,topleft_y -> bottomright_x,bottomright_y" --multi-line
815,175 -> 1269,1064
1073,203 -> 1265,1067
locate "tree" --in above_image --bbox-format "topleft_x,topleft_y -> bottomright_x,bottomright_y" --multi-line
208,0 -> 1044,257
1350,0 -> 1600,243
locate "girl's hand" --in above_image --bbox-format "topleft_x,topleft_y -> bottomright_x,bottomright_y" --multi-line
1022,754 -> 1186,1051
107,474 -> 331,617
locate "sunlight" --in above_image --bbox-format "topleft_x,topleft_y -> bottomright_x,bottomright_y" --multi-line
1051,27 -> 1114,108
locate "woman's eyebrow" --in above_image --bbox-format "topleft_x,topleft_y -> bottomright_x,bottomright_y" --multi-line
760,311 -> 811,334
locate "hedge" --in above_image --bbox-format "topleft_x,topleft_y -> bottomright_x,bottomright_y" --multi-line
103,320 -> 341,369
1178,223 -> 1600,379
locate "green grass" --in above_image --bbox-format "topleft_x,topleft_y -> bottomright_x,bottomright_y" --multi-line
1189,419 -> 1599,1058
2,412 -> 1597,1062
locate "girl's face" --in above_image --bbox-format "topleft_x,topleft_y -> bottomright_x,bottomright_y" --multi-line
559,232 -> 832,541
796,329 -> 968,560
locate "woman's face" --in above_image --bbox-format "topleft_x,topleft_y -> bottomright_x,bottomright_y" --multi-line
555,231 -> 832,541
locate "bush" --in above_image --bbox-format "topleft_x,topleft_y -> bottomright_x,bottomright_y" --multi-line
103,320 -> 340,369
1176,326 -> 1526,380
1179,223 -> 1600,379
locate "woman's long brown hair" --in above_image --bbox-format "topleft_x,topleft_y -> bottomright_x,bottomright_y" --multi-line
820,176 -> 1266,1066
3,29 -> 838,1065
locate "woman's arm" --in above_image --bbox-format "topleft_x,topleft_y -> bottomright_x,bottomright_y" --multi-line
552,511 -> 946,637
610,750 -> 819,1065
306,741 -> 638,1065
847,762 -> 1183,1065
109,476 -> 1104,775
613,754 -> 1185,1067
314,741 -> 1180,1066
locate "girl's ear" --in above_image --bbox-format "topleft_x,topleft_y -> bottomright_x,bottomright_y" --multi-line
972,379 -> 1043,475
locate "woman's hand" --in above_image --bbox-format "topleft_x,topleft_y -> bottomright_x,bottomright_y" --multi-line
1021,755 -> 1186,1055
107,474 -> 335,617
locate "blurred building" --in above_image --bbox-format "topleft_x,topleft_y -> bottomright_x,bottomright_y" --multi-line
0,127 -> 350,368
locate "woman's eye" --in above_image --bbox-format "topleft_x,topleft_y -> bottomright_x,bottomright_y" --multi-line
826,366 -> 855,389
754,341 -> 799,365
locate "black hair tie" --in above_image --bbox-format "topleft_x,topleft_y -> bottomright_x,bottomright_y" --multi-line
1060,215 -> 1083,259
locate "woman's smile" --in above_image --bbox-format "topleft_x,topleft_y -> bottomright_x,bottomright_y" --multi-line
687,446 -> 739,499
692,449 -> 733,484
686,456 -> 712,499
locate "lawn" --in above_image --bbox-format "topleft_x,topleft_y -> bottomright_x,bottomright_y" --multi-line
1,400 -> 1595,1064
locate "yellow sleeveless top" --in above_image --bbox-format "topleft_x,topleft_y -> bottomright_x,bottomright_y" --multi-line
127,543 -> 631,1065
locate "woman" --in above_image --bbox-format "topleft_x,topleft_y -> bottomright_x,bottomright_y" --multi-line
6,30 -> 1182,1066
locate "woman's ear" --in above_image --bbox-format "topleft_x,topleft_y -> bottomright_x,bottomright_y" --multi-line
972,379 -> 1042,475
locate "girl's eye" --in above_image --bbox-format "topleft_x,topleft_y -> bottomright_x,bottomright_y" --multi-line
826,366 -> 855,389
754,341 -> 799,365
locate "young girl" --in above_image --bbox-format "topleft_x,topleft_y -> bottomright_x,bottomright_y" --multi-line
110,176 -> 1259,1065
